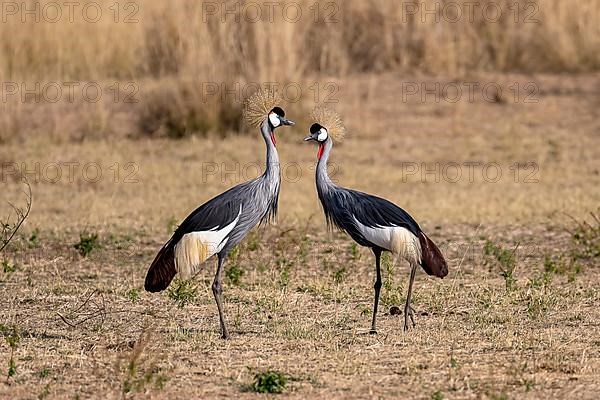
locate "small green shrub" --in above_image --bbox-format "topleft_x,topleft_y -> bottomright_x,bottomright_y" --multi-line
226,264 -> 244,286
333,266 -> 346,284
167,279 -> 197,309
251,370 -> 288,394
28,228 -> 39,247
350,242 -> 360,261
2,259 -> 16,275
431,390 -> 444,400
484,239 -> 519,291
569,210 -> 600,260
74,232 -> 100,257
4,327 -> 20,379
126,288 -> 141,304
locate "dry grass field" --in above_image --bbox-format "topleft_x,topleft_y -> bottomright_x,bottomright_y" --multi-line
1,72 -> 599,399
1,1 -> 600,399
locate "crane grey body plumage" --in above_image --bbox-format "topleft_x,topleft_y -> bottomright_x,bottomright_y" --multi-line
145,104 -> 293,339
306,114 -> 448,333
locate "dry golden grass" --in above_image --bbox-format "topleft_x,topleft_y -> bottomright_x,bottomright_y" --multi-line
1,72 -> 599,398
2,0 -> 600,140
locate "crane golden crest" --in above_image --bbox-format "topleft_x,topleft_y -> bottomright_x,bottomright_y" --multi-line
311,105 -> 346,141
243,89 -> 281,127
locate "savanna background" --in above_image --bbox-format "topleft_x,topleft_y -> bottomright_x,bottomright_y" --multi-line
1,0 -> 599,398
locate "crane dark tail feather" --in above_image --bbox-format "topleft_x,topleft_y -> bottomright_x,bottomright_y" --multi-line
144,241 -> 177,292
418,232 -> 448,278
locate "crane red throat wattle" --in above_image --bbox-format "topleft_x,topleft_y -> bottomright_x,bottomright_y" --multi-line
270,132 -> 276,146
317,143 -> 325,160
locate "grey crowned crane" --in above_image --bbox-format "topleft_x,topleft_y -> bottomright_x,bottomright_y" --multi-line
144,90 -> 294,339
304,106 -> 448,333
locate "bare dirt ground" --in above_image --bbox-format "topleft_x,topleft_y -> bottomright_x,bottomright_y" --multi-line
1,73 -> 599,399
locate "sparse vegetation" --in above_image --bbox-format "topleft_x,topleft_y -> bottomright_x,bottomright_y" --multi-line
484,239 -> 519,291
3,326 -> 20,381
126,288 -> 141,304
167,279 -> 197,309
226,246 -> 245,285
120,330 -> 168,395
1,177 -> 32,254
74,232 -> 100,257
226,264 -> 245,286
250,370 -> 288,394
2,259 -> 16,276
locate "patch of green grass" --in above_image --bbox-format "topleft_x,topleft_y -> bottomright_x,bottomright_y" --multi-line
167,279 -> 197,309
246,232 -> 260,251
569,210 -> 600,260
350,242 -> 360,261
39,368 -> 51,378
28,228 -> 40,248
297,234 -> 310,262
431,390 -> 444,400
226,246 -> 244,285
332,266 -> 346,284
226,263 -> 244,286
74,232 -> 100,257
126,288 -> 141,304
381,253 -> 402,306
2,259 -> 16,275
540,210 -> 600,282
278,257 -> 292,288
250,370 -> 288,394
484,238 -> 519,291
4,327 -> 20,380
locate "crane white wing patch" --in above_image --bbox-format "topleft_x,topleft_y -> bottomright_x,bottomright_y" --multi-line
352,217 -> 422,264
175,206 -> 242,278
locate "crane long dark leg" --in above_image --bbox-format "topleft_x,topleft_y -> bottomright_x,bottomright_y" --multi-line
212,255 -> 229,339
370,248 -> 383,334
404,262 -> 417,331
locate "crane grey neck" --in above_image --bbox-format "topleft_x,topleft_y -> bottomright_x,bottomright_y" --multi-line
316,138 -> 335,194
260,119 -> 280,179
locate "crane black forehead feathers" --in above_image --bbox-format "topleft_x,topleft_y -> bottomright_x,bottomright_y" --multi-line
271,107 -> 285,117
310,123 -> 323,134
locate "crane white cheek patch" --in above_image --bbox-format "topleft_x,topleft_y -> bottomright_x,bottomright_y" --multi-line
318,128 -> 328,142
269,113 -> 280,127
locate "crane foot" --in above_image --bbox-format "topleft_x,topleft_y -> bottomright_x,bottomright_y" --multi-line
403,306 -> 416,331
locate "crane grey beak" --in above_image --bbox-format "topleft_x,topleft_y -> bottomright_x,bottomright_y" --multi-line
304,135 -> 315,142
280,117 -> 295,126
